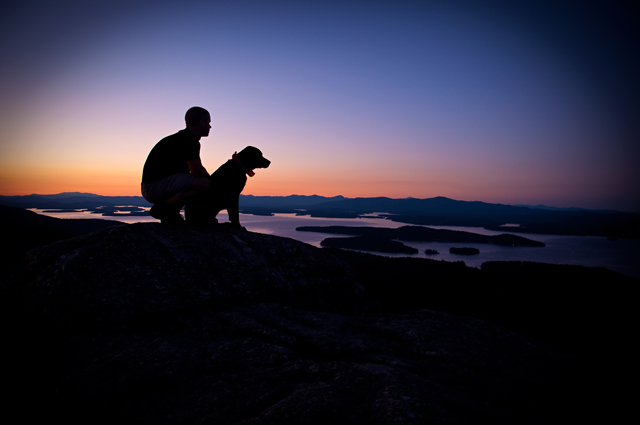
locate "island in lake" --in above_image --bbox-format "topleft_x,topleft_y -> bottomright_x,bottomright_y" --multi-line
297,225 -> 544,254
450,247 -> 480,255
321,236 -> 420,254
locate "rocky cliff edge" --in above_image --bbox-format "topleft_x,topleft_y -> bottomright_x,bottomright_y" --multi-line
2,223 -> 595,424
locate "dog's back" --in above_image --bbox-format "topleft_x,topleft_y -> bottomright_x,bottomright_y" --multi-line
209,160 -> 247,209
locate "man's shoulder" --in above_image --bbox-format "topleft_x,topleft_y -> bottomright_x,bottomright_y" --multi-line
153,129 -> 200,153
159,128 -> 193,143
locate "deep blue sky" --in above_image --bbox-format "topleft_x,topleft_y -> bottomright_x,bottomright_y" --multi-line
1,0 -> 638,210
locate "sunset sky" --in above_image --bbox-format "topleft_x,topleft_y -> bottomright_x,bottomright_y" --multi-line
1,0 -> 638,211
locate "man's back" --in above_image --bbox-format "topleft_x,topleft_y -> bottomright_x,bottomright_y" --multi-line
142,129 -> 201,183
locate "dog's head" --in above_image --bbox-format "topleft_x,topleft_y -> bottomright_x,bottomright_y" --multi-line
237,146 -> 271,170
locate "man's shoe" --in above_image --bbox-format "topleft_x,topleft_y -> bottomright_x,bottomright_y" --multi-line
150,202 -> 185,224
161,212 -> 185,225
149,202 -> 167,220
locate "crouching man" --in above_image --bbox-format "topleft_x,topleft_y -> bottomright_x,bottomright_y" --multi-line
185,146 -> 270,229
141,107 -> 212,224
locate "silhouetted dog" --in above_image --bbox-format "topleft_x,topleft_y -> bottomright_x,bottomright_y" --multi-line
185,146 -> 270,229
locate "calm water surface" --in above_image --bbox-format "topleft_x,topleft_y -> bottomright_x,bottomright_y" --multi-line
31,209 -> 640,278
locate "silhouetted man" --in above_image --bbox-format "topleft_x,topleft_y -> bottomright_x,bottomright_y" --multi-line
141,107 -> 211,223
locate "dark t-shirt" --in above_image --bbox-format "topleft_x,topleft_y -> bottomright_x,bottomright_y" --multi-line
142,129 -> 201,183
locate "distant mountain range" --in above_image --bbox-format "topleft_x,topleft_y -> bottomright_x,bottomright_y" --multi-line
0,192 -> 150,209
1,192 -> 638,238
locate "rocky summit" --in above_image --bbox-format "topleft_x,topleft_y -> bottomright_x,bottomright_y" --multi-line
2,223 -> 598,424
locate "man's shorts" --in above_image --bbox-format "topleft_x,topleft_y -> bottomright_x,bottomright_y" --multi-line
141,173 -> 195,204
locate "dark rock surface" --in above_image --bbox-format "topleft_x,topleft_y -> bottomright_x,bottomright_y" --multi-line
13,223 -> 361,326
2,223 -> 626,423
328,249 -> 637,351
0,204 -> 120,270
327,249 -> 637,423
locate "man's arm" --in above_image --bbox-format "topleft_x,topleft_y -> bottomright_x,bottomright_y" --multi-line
187,160 -> 209,178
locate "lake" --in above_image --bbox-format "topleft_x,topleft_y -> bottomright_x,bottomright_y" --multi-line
30,208 -> 640,278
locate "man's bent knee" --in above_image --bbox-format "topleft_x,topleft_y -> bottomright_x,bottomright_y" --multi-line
142,173 -> 195,204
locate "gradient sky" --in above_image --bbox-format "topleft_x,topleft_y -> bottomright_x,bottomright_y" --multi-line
1,0 -> 638,211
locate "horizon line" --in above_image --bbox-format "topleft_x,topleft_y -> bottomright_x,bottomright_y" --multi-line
1,191 -> 636,214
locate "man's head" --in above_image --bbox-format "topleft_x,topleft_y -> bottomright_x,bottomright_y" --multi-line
185,107 -> 211,138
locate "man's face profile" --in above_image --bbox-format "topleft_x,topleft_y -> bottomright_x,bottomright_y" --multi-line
200,115 -> 211,137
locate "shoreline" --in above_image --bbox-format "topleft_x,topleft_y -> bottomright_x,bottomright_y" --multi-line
24,208 -> 640,278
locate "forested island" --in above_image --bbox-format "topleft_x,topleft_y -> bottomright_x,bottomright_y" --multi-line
297,225 -> 545,246
450,247 -> 480,255
297,225 -> 544,254
320,236 -> 420,254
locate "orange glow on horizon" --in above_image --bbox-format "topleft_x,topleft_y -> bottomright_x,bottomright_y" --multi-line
0,164 -> 141,197
0,164 -> 455,199
0,162 -> 636,211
